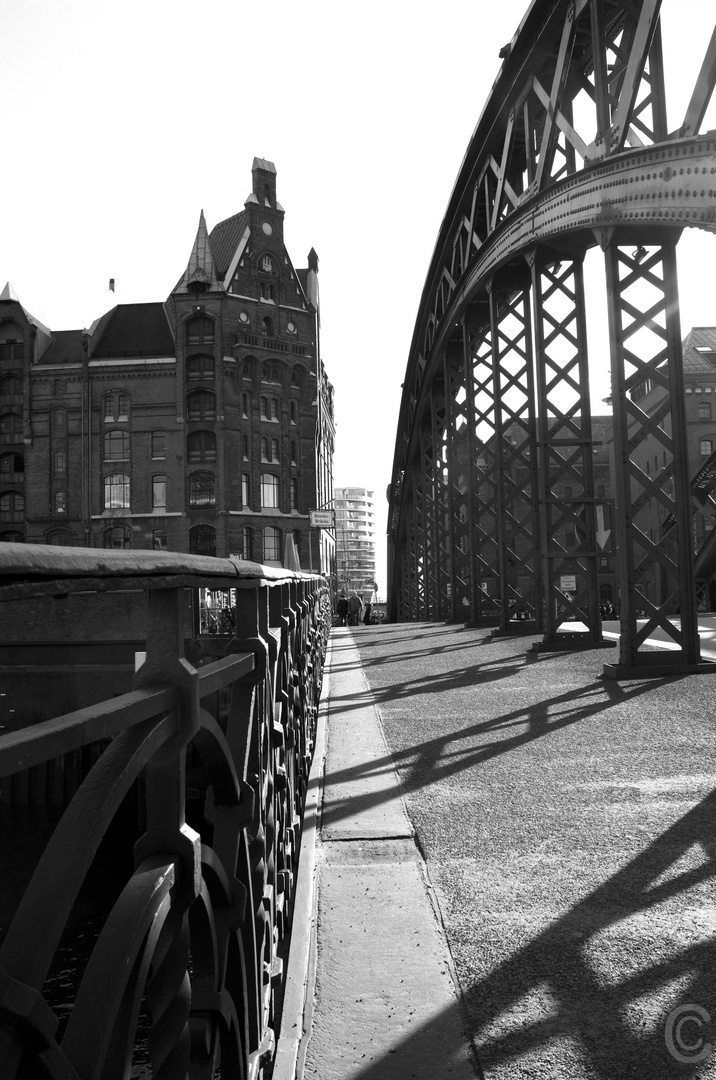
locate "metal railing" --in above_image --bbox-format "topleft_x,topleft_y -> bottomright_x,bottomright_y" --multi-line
0,544 -> 330,1078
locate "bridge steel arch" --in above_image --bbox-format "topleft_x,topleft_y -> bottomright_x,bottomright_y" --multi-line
388,0 -> 716,675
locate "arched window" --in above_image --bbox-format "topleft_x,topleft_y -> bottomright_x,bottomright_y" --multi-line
185,316 -> 214,346
190,524 -> 216,556
53,451 -> 66,475
0,491 -> 24,522
700,439 -> 713,458
0,375 -> 20,397
240,526 -> 252,560
103,525 -> 131,549
242,473 -> 250,509
699,402 -> 712,420
0,452 -> 23,478
104,430 -> 129,460
104,473 -> 130,510
260,473 -> 279,509
186,390 -> 215,421
53,491 -> 67,514
103,393 -> 129,422
260,396 -> 279,420
186,355 -> 215,381
47,530 -> 72,546
0,325 -> 23,361
187,430 -> 216,463
290,477 -> 299,511
262,316 -> 273,336
0,413 -> 22,444
189,471 -> 216,508
263,526 -> 281,562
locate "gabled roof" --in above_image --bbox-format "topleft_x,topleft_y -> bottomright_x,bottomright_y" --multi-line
41,330 -> 85,363
209,211 -> 247,280
683,327 -> 716,374
91,303 -> 175,358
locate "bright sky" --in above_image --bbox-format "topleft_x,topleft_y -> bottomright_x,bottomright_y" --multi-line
2,0 -> 715,596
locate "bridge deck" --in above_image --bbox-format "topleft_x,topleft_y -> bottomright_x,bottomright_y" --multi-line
297,623 -> 716,1079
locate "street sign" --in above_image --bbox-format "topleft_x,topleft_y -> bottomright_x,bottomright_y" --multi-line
560,574 -> 577,593
310,510 -> 335,528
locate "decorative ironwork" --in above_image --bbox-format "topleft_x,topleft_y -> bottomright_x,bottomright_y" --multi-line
0,544 -> 329,1078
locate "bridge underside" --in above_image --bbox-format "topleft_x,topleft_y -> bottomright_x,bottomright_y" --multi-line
388,0 -> 716,675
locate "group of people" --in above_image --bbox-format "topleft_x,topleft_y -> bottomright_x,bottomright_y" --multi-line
336,591 -> 372,627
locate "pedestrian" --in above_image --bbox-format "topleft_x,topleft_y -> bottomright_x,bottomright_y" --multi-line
363,601 -> 372,626
337,594 -> 349,626
348,591 -> 363,626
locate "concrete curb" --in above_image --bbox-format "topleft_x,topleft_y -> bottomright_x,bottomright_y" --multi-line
273,634 -> 332,1080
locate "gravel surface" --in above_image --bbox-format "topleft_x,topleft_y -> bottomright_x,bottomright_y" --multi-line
350,622 -> 716,1080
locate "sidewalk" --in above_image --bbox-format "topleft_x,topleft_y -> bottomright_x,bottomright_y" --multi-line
275,626 -> 477,1080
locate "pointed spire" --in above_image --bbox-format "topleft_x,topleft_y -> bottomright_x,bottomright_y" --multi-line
175,211 -> 221,294
0,281 -> 20,302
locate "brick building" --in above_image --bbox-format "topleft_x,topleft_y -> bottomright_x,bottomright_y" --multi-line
0,158 -> 335,578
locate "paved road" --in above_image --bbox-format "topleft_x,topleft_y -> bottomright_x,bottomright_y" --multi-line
349,623 -> 716,1080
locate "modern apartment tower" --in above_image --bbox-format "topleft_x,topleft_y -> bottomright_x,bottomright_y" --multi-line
335,487 -> 377,599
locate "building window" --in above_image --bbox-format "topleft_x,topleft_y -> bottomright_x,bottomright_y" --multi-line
0,413 -> 22,444
152,474 -> 166,511
263,525 -> 281,561
0,531 -> 24,542
103,525 -> 131,549
240,526 -> 252,560
0,375 -> 21,397
700,439 -> 713,458
190,524 -> 216,556
151,430 -> 166,459
53,450 -> 66,475
104,473 -> 130,510
290,477 -> 299,511
187,389 -> 216,421
104,430 -> 129,460
271,438 -> 279,461
0,453 -> 23,479
260,396 -> 279,420
291,440 -> 298,465
597,485 -> 605,499
48,530 -> 72,546
185,315 -> 214,345
260,437 -> 269,461
0,337 -> 23,362
0,491 -> 24,522
243,435 -> 249,460
699,402 -> 711,420
242,473 -> 250,509
54,490 -> 67,514
261,473 -> 279,509
117,394 -> 129,421
103,393 -> 129,422
189,471 -> 216,508
290,401 -> 297,424
242,392 -> 249,417
187,430 -> 216,464
153,529 -> 167,550
262,316 -> 273,336
187,354 -> 215,381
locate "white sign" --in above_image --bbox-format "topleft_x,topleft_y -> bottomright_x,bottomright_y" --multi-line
560,575 -> 577,593
310,510 -> 335,528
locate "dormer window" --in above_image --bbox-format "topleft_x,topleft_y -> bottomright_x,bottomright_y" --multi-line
186,315 -> 214,346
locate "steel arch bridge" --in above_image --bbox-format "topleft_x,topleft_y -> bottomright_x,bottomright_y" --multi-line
387,0 -> 716,676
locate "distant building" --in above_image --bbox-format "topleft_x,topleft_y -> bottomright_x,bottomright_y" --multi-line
335,487 -> 377,600
0,158 -> 335,578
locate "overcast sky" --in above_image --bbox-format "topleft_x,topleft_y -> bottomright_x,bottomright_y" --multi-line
3,0 -> 715,595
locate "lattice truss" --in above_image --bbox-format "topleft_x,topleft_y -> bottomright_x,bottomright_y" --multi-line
606,243 -> 690,648
431,385 -> 452,619
444,344 -> 472,615
490,286 -> 541,620
467,325 -> 502,622
531,255 -> 601,638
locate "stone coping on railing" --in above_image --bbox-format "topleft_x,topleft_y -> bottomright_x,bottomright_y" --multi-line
0,542 -> 325,600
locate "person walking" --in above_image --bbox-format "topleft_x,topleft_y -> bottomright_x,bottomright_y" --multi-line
363,601 -> 372,626
337,594 -> 349,626
348,591 -> 363,626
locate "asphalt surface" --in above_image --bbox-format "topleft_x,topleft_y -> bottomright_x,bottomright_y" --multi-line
344,622 -> 716,1080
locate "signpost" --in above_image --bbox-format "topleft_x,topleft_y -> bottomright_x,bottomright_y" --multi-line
310,509 -> 335,529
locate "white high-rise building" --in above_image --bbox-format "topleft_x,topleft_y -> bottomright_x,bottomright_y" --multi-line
335,487 -> 377,600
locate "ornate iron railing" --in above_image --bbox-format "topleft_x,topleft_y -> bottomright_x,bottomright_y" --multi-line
0,544 -> 330,1079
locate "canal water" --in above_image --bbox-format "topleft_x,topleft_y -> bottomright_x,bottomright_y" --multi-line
0,804 -> 151,1076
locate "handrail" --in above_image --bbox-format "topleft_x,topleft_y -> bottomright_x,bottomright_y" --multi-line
0,542 -> 330,1078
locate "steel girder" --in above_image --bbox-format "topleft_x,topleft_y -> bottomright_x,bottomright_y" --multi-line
388,0 -> 716,673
